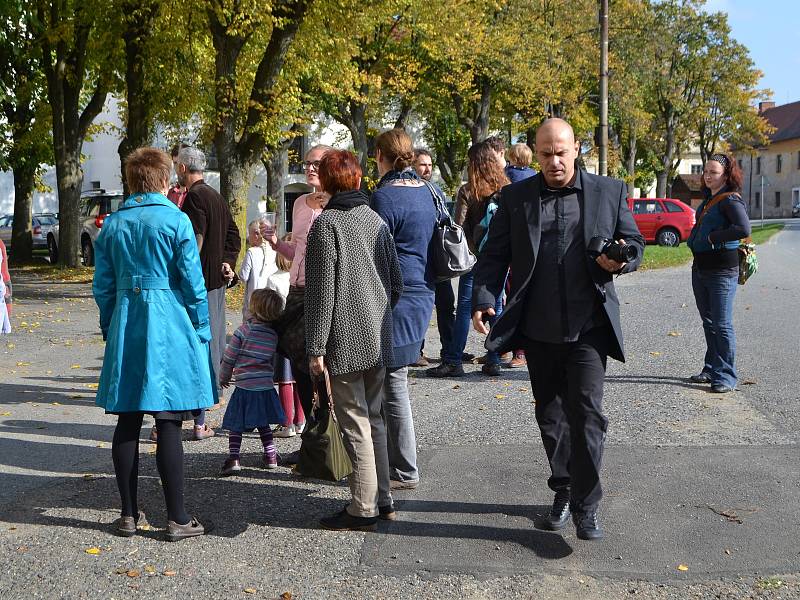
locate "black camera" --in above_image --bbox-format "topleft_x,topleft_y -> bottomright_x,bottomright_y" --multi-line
587,236 -> 639,263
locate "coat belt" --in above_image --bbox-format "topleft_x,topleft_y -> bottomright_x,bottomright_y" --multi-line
117,275 -> 175,294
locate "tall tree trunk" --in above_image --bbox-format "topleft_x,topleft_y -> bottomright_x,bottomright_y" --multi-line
394,97 -> 413,130
471,79 -> 492,143
264,149 -> 287,235
525,125 -> 536,155
656,118 -> 676,198
625,129 -> 637,198
37,0 -> 108,267
347,102 -> 370,173
10,160 -> 36,264
118,0 -> 159,196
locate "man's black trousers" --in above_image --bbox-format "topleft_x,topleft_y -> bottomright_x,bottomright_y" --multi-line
523,326 -> 610,513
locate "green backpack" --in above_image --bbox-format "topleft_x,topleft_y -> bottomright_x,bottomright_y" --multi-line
738,240 -> 758,285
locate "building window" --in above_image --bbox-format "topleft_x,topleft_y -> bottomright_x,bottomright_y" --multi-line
775,191 -> 781,207
776,154 -> 782,173
755,191 -> 761,207
756,156 -> 761,174
691,164 -> 703,175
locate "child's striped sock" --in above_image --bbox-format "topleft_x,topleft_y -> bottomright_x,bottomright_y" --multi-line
228,432 -> 242,459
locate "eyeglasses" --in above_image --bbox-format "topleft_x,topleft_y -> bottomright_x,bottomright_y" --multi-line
303,160 -> 321,171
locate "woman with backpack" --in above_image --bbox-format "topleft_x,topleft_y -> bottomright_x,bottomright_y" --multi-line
686,153 -> 751,394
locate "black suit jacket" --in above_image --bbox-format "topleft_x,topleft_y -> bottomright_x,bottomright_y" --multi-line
471,171 -> 644,362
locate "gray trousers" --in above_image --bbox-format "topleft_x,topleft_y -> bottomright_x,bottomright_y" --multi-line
383,366 -> 419,483
207,285 -> 227,385
330,367 -> 392,518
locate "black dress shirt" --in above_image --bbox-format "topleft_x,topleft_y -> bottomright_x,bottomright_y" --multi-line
521,171 -> 603,343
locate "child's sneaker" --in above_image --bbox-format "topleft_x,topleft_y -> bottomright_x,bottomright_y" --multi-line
220,457 -> 241,476
294,422 -> 305,435
193,424 -> 215,440
272,424 -> 296,438
263,445 -> 278,469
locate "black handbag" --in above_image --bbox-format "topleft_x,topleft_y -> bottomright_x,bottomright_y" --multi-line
295,368 -> 353,482
422,180 -> 477,281
274,288 -> 307,372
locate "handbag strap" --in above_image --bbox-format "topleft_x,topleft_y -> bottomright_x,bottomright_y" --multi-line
696,191 -> 739,228
422,179 -> 451,225
311,366 -> 336,415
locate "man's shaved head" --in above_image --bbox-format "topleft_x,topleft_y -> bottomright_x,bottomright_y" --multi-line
535,118 -> 580,188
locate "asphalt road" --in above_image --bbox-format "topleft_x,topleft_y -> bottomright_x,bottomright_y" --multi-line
1,224 -> 798,599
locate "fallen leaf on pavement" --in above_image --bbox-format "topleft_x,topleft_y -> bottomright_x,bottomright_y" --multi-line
144,565 -> 156,574
677,564 -> 689,571
163,570 -> 176,576
724,549 -> 731,555
0,412 -> 11,416
649,351 -> 662,357
518,388 -> 528,392
16,362 -> 30,367
115,567 -> 129,574
703,504 -> 757,524
494,394 -> 506,399
667,331 -> 681,337
452,385 -> 461,390
243,588 -> 257,594
51,402 -> 61,406
126,570 -> 140,578
281,593 -> 292,600
70,364 -> 81,369
85,383 -> 99,389
742,380 -> 756,385
479,405 -> 487,410
85,547 -> 101,555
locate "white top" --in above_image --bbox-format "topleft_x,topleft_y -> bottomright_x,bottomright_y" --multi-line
265,270 -> 290,300
239,245 -> 277,321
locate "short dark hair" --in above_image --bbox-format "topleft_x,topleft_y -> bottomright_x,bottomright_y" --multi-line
319,150 -> 362,195
414,148 -> 432,160
125,147 -> 172,194
483,135 -> 506,154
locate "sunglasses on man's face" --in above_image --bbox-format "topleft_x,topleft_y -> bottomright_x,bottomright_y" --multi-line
303,160 -> 322,171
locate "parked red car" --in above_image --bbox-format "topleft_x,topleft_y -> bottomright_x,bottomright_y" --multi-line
627,198 -> 695,247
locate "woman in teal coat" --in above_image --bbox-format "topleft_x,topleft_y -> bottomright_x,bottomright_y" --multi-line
93,147 -> 217,541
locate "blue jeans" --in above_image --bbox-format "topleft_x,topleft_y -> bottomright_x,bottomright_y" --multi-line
691,266 -> 738,388
443,271 -> 504,365
382,367 -> 418,483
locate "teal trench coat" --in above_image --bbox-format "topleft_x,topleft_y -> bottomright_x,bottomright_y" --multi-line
93,192 -> 218,413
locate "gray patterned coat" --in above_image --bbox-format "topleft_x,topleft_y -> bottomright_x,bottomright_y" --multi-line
304,204 -> 403,376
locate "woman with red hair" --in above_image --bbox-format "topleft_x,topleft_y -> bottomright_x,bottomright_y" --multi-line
305,150 -> 404,531
686,153 -> 751,393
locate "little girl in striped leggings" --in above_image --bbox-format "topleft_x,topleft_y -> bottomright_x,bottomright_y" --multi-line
218,288 -> 286,475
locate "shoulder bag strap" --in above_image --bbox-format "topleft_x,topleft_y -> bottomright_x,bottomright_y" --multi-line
422,180 -> 450,224
696,191 -> 735,228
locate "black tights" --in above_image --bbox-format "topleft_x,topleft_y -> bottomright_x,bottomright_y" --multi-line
112,414 -> 190,525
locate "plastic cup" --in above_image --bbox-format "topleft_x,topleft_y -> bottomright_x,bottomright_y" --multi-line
259,211 -> 276,237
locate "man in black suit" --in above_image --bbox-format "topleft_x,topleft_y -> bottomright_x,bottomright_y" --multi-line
471,119 -> 644,540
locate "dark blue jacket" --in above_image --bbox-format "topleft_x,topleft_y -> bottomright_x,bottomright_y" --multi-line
687,187 -> 750,254
505,165 -> 536,184
372,184 -> 438,367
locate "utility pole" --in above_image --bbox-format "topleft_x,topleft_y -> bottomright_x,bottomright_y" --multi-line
599,0 -> 609,176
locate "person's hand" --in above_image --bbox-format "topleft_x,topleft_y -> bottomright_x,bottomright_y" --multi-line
309,355 -> 325,377
595,239 -> 627,273
220,380 -> 230,389
259,222 -> 276,242
221,262 -> 234,282
472,307 -> 495,335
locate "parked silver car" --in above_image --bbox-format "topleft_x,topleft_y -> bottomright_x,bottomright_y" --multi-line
0,213 -> 58,251
47,190 -> 123,265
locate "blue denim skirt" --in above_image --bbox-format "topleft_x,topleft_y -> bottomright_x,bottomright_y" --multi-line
221,387 -> 285,432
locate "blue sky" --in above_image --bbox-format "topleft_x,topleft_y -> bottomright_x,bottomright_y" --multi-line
703,0 -> 800,105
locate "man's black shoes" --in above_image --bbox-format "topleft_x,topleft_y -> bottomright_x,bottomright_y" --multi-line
690,372 -> 712,383
542,493 -> 571,531
573,511 -> 604,540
